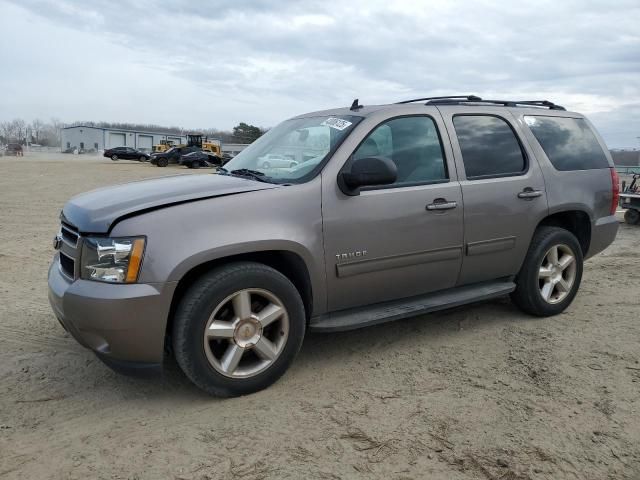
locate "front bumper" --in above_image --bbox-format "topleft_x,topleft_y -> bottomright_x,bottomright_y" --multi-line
48,258 -> 177,371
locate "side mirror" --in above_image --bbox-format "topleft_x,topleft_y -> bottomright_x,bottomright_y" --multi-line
338,156 -> 397,195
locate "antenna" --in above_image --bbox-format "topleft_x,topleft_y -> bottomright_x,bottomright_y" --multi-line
350,99 -> 363,111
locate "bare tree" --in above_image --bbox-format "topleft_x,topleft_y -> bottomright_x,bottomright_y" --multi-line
11,119 -> 26,143
30,118 -> 45,144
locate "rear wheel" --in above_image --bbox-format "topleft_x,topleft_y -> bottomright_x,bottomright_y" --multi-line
172,262 -> 306,397
624,208 -> 640,225
511,226 -> 583,316
111,154 -> 118,161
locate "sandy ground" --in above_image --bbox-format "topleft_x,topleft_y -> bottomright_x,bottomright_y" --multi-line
1,153 -> 639,480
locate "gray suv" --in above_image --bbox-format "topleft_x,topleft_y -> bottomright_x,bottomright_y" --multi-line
48,96 -> 619,396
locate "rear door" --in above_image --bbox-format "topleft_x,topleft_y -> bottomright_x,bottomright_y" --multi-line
438,107 -> 549,285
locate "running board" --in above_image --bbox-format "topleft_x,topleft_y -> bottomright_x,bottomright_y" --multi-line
309,279 -> 515,332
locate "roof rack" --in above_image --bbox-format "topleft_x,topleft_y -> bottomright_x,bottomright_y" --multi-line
396,95 -> 566,111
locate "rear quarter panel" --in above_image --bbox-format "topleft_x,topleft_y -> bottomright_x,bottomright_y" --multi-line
513,110 -> 617,256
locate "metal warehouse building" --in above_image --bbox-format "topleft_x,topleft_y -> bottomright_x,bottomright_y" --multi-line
61,125 -> 188,153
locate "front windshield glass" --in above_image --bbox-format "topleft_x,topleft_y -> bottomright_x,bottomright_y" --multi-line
222,115 -> 362,183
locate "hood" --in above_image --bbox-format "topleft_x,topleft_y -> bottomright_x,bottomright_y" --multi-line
62,173 -> 279,233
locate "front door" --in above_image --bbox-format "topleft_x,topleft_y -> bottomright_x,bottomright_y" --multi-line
438,108 -> 549,285
322,112 -> 464,312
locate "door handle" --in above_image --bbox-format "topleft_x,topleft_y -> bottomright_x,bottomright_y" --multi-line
517,188 -> 543,199
426,199 -> 457,211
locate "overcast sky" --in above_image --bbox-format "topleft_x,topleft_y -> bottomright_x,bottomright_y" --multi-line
0,0 -> 638,147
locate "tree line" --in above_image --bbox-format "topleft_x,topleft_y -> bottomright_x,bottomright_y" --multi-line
0,119 -> 266,147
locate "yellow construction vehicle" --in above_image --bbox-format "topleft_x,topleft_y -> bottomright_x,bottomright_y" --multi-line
152,139 -> 177,153
186,134 -> 222,158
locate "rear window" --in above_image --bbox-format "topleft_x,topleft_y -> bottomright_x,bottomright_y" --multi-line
524,116 -> 609,171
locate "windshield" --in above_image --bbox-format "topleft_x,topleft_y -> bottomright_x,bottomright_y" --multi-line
222,115 -> 362,183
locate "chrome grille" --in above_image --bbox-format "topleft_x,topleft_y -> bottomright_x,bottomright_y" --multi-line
58,221 -> 81,279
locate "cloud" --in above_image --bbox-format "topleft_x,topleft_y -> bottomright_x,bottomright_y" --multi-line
0,0 -> 638,146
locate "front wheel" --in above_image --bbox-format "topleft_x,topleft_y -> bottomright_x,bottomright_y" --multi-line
139,155 -> 146,162
172,262 -> 306,397
156,158 -> 169,167
511,226 -> 583,317
192,160 -> 201,169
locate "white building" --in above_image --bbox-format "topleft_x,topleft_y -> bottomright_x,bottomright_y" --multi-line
61,125 -> 188,153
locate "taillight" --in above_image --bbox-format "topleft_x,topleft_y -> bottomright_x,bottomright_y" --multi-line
610,167 -> 619,215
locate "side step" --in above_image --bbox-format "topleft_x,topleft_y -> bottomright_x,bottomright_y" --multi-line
309,279 -> 515,332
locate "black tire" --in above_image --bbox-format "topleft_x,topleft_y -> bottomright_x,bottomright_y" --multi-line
192,160 -> 201,169
511,226 -> 584,317
111,154 -> 118,161
624,208 -> 640,225
172,262 -> 306,397
139,155 -> 146,162
157,157 -> 169,167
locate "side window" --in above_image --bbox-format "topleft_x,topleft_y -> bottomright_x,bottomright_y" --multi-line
352,116 -> 447,187
453,115 -> 526,179
524,116 -> 609,171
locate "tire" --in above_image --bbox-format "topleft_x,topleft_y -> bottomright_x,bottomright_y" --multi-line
172,262 -> 306,397
111,155 -> 118,161
511,226 -> 583,317
263,161 -> 271,169
624,208 -> 640,225
139,156 -> 146,162
157,158 -> 169,167
192,160 -> 201,169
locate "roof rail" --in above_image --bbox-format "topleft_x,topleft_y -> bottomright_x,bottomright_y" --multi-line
396,95 -> 481,104
396,95 -> 566,111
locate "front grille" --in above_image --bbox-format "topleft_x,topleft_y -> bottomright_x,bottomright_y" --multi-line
61,224 -> 79,246
59,252 -> 75,278
58,221 -> 81,279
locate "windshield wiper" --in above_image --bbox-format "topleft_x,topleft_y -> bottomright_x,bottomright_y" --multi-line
229,168 -> 273,183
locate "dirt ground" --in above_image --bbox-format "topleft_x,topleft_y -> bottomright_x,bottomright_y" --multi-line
1,153 -> 639,480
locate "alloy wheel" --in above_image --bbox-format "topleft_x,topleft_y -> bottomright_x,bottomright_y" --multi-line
203,288 -> 289,378
538,244 -> 577,304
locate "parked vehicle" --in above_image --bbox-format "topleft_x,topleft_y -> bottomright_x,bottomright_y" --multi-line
150,146 -> 199,167
152,139 -> 177,153
48,96 -> 619,397
179,150 -> 223,169
104,147 -> 150,162
4,143 -> 23,156
620,173 -> 640,224
257,153 -> 298,169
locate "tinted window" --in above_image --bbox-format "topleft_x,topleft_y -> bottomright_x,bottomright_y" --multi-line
353,116 -> 447,186
525,116 -> 609,171
453,115 -> 526,178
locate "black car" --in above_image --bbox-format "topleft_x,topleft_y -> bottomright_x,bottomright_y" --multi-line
4,143 -> 23,156
179,151 -> 223,169
104,147 -> 150,161
151,146 -> 199,167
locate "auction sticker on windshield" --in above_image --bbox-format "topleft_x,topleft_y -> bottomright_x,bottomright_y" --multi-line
321,117 -> 353,131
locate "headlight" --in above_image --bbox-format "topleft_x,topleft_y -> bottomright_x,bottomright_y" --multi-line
81,237 -> 146,283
